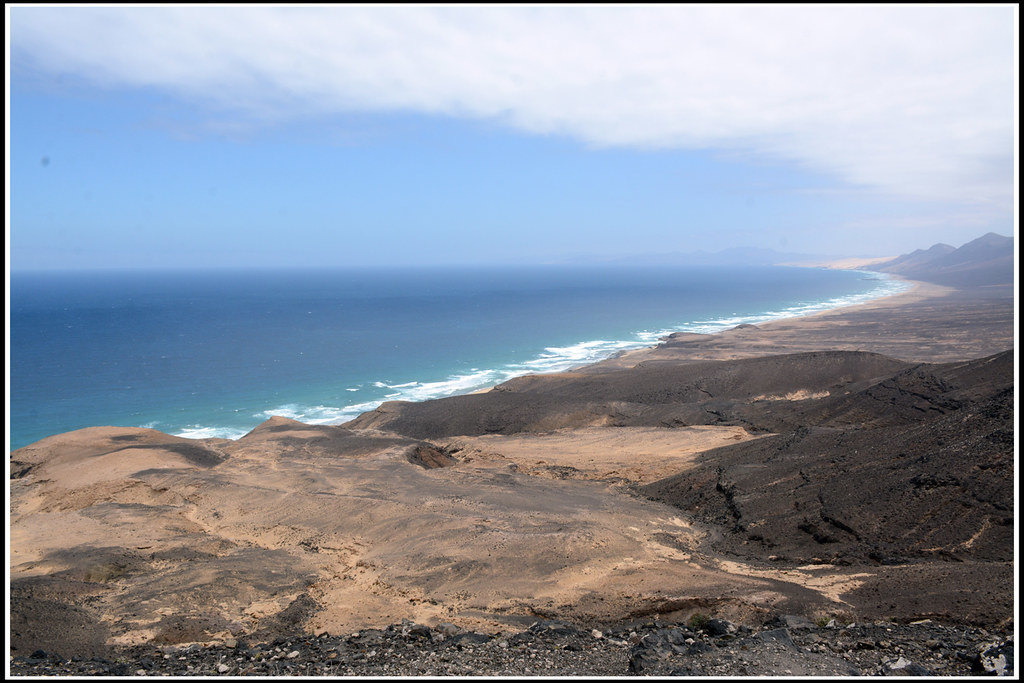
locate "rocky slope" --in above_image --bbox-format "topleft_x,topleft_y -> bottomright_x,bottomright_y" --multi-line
641,351 -> 1014,569
9,616 -> 1014,677
345,350 -> 913,437
8,279 -> 1015,676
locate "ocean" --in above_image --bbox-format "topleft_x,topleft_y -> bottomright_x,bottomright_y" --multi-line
8,265 -> 908,451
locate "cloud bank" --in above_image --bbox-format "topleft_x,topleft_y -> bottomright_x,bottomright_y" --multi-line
11,5 -> 1015,209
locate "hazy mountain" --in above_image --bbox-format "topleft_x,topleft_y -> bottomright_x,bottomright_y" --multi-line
875,243 -> 957,273
873,232 -> 1014,287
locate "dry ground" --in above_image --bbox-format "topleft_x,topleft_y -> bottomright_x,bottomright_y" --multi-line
8,278 -> 1015,658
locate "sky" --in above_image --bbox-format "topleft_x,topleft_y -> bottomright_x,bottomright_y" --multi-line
6,5 -> 1018,270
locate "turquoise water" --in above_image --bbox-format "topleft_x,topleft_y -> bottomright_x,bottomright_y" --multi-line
8,265 -> 907,450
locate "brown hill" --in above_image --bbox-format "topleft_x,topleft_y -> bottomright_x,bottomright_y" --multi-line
12,416 -> 832,658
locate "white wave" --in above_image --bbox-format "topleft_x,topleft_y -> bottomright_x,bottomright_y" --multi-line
341,398 -> 396,414
646,271 -> 911,338
392,368 -> 506,402
255,403 -> 357,424
254,403 -> 304,420
509,339 -> 642,375
190,271 -> 911,435
249,368 -> 515,431
371,380 -> 421,389
315,274 -> 911,422
173,425 -> 251,440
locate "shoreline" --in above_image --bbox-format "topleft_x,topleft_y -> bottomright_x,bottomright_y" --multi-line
472,272 -> 937,391
462,269 -> 926,396
11,264 -> 907,451
7,270 -> 1003,449
291,269 -> 928,418
10,266 -> 1014,664
586,273 -> 1013,370
187,272 -> 943,426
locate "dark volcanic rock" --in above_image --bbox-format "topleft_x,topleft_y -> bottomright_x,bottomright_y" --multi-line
641,351 -> 1013,574
973,637 -> 1015,675
9,617 -> 1012,677
404,443 -> 457,469
9,577 -> 112,660
344,351 -> 911,438
249,594 -> 321,643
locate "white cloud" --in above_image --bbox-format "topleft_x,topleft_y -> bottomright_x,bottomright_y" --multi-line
10,5 -> 1015,208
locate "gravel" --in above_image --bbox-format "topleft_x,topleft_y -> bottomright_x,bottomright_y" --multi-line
9,616 -> 1014,677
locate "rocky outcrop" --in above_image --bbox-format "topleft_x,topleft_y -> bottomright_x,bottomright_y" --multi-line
404,444 -> 457,469
641,351 -> 1014,571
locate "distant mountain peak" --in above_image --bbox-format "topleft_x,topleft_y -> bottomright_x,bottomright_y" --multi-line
969,232 -> 1013,246
874,233 -> 1013,287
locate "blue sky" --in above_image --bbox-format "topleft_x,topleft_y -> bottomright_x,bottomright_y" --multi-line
7,5 -> 1017,270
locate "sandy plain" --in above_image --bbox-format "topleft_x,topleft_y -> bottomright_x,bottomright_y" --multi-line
8,276 -> 1016,658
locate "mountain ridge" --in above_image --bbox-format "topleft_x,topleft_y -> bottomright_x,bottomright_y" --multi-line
873,232 -> 1014,286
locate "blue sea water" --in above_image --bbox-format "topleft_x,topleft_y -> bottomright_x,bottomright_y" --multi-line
8,265 -> 908,451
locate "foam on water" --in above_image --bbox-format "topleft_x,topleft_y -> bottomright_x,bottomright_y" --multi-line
173,425 -> 252,440
11,266 -> 909,449
643,271 -> 910,337
246,271 -> 910,433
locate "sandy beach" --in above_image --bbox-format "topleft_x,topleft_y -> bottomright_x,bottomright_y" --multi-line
9,5 -> 1015,674
589,276 -> 1005,370
9,272 -> 1015,662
